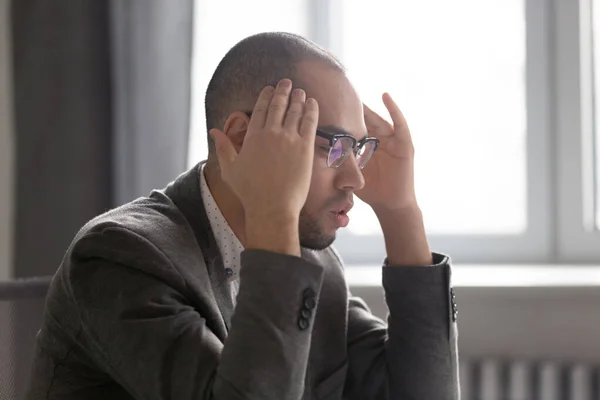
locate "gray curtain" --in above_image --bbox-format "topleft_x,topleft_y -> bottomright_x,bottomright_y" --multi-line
10,0 -> 193,278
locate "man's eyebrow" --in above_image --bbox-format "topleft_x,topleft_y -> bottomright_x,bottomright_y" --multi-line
318,125 -> 368,142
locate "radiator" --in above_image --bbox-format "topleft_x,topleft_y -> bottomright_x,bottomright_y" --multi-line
460,359 -> 600,400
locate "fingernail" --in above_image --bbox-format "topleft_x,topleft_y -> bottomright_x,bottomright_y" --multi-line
278,79 -> 292,88
292,88 -> 305,97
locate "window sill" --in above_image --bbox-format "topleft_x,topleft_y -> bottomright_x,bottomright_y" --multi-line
345,264 -> 600,287
346,264 -> 600,361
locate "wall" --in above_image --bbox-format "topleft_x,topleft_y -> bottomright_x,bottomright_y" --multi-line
0,1 -> 14,280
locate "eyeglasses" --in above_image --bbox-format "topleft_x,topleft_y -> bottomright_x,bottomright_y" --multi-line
242,111 -> 379,169
316,130 -> 379,169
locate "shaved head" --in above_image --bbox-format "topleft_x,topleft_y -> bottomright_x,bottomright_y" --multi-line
203,32 -> 366,251
204,32 -> 345,155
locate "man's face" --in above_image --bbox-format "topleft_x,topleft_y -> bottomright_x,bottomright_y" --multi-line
295,61 -> 367,250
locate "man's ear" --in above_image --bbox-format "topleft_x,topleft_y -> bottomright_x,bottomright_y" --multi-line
222,111 -> 251,154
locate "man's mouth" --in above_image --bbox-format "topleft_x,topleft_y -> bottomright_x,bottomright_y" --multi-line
329,210 -> 347,217
328,202 -> 353,228
336,200 -> 353,213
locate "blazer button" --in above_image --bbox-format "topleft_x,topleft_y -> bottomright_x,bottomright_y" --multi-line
303,288 -> 317,309
301,308 -> 312,319
304,297 -> 316,310
298,317 -> 309,330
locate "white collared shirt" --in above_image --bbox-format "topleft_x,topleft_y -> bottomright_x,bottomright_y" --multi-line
199,164 -> 243,305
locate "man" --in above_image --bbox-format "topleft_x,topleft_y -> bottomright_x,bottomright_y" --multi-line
27,32 -> 460,400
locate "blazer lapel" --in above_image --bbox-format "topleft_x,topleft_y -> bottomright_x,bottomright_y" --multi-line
164,162 -> 235,332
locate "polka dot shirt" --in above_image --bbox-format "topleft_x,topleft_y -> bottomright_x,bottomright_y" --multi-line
199,165 -> 244,305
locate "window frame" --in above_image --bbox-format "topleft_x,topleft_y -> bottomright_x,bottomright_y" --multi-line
554,0 -> 600,263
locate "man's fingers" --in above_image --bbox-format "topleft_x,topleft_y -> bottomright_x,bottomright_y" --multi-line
282,88 -> 306,130
382,93 -> 413,148
249,86 -> 275,129
298,98 -> 319,139
209,128 -> 237,174
265,79 -> 293,128
382,93 -> 408,129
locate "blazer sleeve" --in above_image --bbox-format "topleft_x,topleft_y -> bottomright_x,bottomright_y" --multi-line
67,227 -> 325,400
343,253 -> 460,400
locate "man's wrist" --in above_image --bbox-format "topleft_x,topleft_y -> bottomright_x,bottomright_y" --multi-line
375,205 -> 433,266
245,213 -> 301,257
371,197 -> 419,216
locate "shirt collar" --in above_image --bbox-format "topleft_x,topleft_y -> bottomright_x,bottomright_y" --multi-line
198,164 -> 244,279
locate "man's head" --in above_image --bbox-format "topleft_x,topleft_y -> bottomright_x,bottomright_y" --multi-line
205,32 -> 367,250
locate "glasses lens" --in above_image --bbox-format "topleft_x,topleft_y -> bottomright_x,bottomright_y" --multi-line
356,140 -> 377,169
328,138 -> 354,167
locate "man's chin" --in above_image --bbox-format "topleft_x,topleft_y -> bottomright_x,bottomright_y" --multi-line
298,212 -> 339,250
300,232 -> 336,251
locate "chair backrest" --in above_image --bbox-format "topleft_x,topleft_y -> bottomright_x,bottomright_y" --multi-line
0,277 -> 52,400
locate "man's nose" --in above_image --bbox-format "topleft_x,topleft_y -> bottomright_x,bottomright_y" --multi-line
335,155 -> 365,192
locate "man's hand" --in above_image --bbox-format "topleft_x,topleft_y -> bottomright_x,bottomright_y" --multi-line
209,79 -> 319,256
356,93 -> 417,213
358,93 -> 432,266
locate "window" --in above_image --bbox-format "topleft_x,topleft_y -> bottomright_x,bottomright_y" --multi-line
190,0 -> 600,264
340,0 -> 527,236
332,0 -> 549,264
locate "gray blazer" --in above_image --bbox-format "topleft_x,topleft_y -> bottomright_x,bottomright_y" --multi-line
26,163 -> 460,400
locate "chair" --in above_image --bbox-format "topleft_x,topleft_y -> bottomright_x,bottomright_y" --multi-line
0,276 -> 52,400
